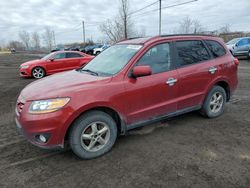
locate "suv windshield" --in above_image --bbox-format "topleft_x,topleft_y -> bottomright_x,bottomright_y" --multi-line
82,44 -> 142,76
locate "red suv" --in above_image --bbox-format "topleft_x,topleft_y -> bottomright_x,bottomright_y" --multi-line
16,35 -> 238,159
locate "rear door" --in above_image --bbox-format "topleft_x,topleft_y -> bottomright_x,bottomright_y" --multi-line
65,52 -> 83,70
124,42 -> 179,125
174,40 -> 215,110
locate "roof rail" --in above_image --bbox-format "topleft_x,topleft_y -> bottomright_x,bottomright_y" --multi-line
160,34 -> 216,37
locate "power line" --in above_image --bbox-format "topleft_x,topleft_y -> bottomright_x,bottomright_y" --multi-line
128,0 -> 159,15
131,0 -> 198,18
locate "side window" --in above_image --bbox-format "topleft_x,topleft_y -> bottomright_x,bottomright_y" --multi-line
53,53 -> 66,60
176,40 -> 210,66
238,39 -> 248,47
136,43 -> 172,74
205,40 -> 226,58
66,53 -> 83,58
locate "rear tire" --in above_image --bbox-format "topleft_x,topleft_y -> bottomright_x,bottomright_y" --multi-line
69,111 -> 117,159
201,86 -> 226,118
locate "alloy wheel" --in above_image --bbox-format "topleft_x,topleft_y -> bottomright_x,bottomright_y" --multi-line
209,92 -> 224,113
80,121 -> 110,152
32,67 -> 44,79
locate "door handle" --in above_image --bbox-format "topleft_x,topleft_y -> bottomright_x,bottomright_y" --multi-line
208,67 -> 217,74
166,78 -> 177,86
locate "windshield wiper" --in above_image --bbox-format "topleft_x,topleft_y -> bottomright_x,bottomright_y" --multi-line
81,69 -> 99,76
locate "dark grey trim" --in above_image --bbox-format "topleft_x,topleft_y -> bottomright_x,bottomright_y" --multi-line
126,105 -> 201,131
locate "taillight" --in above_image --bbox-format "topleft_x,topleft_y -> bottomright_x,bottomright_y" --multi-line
234,58 -> 239,66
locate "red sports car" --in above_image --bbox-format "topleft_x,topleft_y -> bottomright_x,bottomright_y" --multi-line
20,51 -> 94,78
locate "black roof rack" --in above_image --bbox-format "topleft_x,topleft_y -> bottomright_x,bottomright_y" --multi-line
160,34 -> 216,37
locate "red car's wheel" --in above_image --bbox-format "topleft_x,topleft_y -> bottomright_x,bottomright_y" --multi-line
32,67 -> 45,79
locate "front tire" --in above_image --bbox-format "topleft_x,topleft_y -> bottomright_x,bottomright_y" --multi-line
69,111 -> 117,159
32,67 -> 45,79
201,86 -> 226,118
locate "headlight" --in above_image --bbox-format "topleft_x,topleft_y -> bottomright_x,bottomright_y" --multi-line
29,98 -> 70,114
21,65 -> 29,69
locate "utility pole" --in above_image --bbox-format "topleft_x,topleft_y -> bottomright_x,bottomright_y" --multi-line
159,0 -> 162,35
82,21 -> 85,43
52,30 -> 56,48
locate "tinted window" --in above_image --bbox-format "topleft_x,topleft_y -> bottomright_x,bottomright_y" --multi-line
205,40 -> 226,58
53,53 -> 66,59
176,40 -> 210,66
136,43 -> 172,74
66,52 -> 82,58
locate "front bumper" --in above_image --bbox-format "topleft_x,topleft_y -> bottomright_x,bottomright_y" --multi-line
15,118 -> 63,149
19,68 -> 31,77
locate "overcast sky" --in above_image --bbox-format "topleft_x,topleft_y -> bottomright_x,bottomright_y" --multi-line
0,0 -> 249,45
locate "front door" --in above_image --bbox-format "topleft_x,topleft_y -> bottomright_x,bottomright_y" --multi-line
124,42 -> 179,125
46,52 -> 67,74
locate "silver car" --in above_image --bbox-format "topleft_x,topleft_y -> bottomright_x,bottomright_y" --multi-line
226,37 -> 250,58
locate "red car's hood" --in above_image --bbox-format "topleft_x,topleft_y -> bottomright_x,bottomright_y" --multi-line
21,59 -> 43,66
20,70 -> 112,101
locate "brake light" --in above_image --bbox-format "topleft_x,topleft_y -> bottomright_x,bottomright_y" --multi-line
234,58 -> 239,66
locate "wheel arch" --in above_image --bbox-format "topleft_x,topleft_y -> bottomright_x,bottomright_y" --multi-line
205,79 -> 231,102
63,106 -> 127,146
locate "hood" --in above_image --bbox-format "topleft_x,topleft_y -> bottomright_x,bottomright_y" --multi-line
94,48 -> 102,51
21,59 -> 42,66
226,44 -> 234,51
20,70 -> 112,101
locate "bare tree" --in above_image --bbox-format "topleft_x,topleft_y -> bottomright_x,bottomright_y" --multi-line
100,19 -> 124,43
8,41 -> 25,51
100,0 -> 143,43
19,31 -> 30,50
42,27 -> 54,51
32,32 -> 40,49
176,16 -> 204,34
120,0 -> 129,39
219,24 -> 231,34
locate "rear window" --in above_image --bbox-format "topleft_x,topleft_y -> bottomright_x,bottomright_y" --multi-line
66,53 -> 83,58
176,40 -> 210,66
205,40 -> 226,58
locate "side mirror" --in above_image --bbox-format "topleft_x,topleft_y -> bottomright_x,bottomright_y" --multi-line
49,58 -> 54,61
132,65 -> 152,78
235,43 -> 238,47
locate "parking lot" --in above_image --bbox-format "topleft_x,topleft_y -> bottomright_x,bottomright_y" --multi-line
0,53 -> 249,187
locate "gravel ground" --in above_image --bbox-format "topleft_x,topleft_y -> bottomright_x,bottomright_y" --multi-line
0,53 -> 249,188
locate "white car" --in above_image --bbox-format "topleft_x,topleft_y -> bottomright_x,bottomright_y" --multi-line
93,45 -> 110,56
